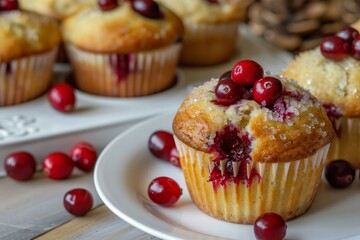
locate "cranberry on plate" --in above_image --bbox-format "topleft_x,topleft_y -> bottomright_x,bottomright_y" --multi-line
324,160 -> 355,189
147,176 -> 182,207
254,212 -> 287,240
48,83 -> 76,113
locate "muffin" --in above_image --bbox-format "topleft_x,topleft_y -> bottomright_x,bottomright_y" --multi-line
155,0 -> 251,66
61,0 -> 183,97
0,8 -> 60,107
173,60 -> 334,223
282,23 -> 360,168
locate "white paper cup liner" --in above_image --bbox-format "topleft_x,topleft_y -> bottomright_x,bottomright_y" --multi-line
327,117 -> 360,168
66,43 -> 181,97
174,136 -> 330,224
180,22 -> 239,66
0,49 -> 57,107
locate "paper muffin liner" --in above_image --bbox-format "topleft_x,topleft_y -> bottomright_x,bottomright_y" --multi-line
0,49 -> 57,107
174,136 -> 330,224
327,117 -> 360,168
180,22 -> 239,66
66,43 -> 181,97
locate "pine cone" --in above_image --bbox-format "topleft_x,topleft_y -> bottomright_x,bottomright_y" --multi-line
341,0 -> 360,24
248,0 -> 346,52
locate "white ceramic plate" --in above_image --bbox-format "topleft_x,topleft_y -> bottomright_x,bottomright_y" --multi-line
95,111 -> 360,240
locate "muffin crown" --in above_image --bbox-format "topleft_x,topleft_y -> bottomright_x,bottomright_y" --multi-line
61,2 -> 184,53
0,11 -> 61,61
155,0 -> 251,24
173,74 -> 334,163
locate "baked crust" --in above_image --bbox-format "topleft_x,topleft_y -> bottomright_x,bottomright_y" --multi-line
282,48 -> 360,117
0,11 -> 61,61
155,0 -> 251,24
173,77 -> 334,163
61,3 -> 184,53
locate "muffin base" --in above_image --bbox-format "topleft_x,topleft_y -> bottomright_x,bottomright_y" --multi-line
174,136 -> 330,224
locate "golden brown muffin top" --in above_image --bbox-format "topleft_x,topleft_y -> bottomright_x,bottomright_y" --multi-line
155,0 -> 250,24
61,2 -> 184,53
282,48 -> 360,118
173,76 -> 334,163
0,11 -> 61,61
19,0 -> 96,20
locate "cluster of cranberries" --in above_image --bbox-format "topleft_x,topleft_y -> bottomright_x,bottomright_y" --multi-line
320,26 -> 360,61
214,60 -> 283,108
0,0 -> 18,11
324,159 -> 356,189
98,0 -> 163,19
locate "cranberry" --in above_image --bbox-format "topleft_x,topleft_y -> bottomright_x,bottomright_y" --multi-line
219,70 -> 232,82
325,160 -> 355,189
207,0 -> 219,3
48,83 -> 76,113
4,152 -> 36,181
253,77 -> 282,107
0,0 -> 19,11
98,0 -> 118,11
335,27 -> 359,44
109,54 -> 131,82
148,130 -> 180,167
147,176 -> 182,207
70,142 -> 97,172
131,0 -> 163,19
254,212 -> 287,240
351,35 -> 360,60
320,36 -> 350,61
63,188 -> 93,216
231,60 -> 264,87
214,79 -> 244,106
43,152 -> 74,180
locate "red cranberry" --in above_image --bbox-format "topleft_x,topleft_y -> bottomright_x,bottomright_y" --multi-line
351,35 -> 360,60
148,130 -> 180,168
147,176 -> 182,207
207,0 -> 219,3
4,152 -> 36,181
0,0 -> 19,11
214,79 -> 244,106
253,77 -> 282,107
231,60 -> 264,87
335,27 -> 359,44
43,152 -> 74,180
63,188 -> 93,216
320,36 -> 350,61
48,83 -> 76,113
325,160 -> 355,189
98,0 -> 118,11
254,212 -> 287,240
131,0 -> 163,19
70,142 -> 97,172
219,70 -> 232,82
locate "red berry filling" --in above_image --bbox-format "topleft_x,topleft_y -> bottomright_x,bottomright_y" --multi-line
322,103 -> 342,137
109,54 -> 132,82
98,0 -> 118,11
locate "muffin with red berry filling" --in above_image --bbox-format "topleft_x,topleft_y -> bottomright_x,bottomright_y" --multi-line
155,0 -> 251,66
0,2 -> 60,106
61,0 -> 183,97
173,60 -> 334,223
283,21 -> 360,169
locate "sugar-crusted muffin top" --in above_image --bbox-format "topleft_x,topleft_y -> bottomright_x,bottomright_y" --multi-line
61,2 -> 184,53
173,75 -> 334,163
155,0 -> 250,24
19,0 -> 96,20
0,11 -> 61,61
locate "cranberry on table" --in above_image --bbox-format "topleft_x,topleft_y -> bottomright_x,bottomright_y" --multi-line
63,188 -> 93,216
214,79 -> 244,106
131,0 -> 163,19
325,160 -> 355,189
4,152 -> 36,181
231,60 -> 264,87
43,152 -> 74,180
320,36 -> 350,61
148,130 -> 180,168
254,212 -> 287,240
48,83 -> 76,113
98,0 -> 118,11
335,27 -> 359,44
147,176 -> 182,207
253,77 -> 283,107
351,35 -> 360,60
0,0 -> 19,11
71,142 -> 97,172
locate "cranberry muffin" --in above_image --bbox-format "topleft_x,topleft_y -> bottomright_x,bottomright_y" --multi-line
283,22 -> 360,168
0,4 -> 60,107
155,0 -> 251,66
173,60 -> 334,223
61,0 -> 183,97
